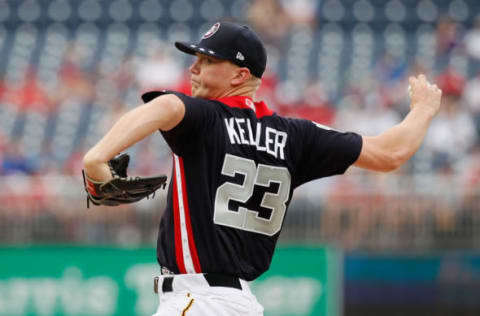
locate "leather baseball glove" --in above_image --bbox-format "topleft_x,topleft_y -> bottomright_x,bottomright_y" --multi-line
82,154 -> 167,208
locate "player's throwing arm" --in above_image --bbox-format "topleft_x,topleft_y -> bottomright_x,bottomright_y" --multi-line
353,74 -> 442,172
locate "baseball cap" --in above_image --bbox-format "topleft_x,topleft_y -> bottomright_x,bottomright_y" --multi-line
175,22 -> 267,78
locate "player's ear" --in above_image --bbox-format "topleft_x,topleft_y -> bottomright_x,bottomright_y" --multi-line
231,67 -> 251,86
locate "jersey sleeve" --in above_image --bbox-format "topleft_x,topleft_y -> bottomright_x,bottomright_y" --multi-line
289,119 -> 363,187
141,90 -> 216,156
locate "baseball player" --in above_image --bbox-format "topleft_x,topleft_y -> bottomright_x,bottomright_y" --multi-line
83,22 -> 442,315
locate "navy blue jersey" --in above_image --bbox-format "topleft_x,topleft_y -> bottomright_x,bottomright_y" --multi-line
141,91 -> 362,281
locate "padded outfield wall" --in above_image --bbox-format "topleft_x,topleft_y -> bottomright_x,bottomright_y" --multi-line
0,246 -> 342,316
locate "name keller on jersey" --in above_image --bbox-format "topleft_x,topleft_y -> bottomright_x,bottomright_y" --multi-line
224,118 -> 287,160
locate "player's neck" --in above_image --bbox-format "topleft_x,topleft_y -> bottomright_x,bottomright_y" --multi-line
217,85 -> 257,100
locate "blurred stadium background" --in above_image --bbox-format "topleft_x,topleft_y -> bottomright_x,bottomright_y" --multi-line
1,0 -> 480,315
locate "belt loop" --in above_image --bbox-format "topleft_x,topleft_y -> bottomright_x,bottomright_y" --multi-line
162,276 -> 174,293
154,276 -> 159,294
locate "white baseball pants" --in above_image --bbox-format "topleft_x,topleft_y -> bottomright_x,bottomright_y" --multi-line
152,274 -> 264,316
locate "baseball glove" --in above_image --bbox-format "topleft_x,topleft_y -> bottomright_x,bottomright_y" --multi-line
82,154 -> 167,208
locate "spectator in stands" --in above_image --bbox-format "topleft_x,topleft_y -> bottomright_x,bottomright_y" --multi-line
436,16 -> 461,66
1,68 -> 50,113
465,17 -> 480,61
1,140 -> 35,175
463,72 -> 480,141
280,0 -> 319,27
247,0 -> 292,103
0,132 -> 5,174
334,88 -> 401,139
55,44 -> 94,105
111,55 -> 136,93
33,141 -> 58,174
459,146 -> 480,196
63,147 -> 87,176
247,0 -> 291,47
135,43 -> 184,92
424,69 -> 476,171
134,141 -> 165,176
276,80 -> 336,125
372,53 -> 411,115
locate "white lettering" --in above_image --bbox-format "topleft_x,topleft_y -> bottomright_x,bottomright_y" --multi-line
255,123 -> 266,151
275,131 -> 288,160
235,118 -> 250,145
32,279 -> 57,316
6,279 -> 29,314
251,277 -> 322,315
224,118 -> 288,160
225,118 -> 240,144
247,119 -> 256,145
0,267 -> 118,316
265,127 -> 276,157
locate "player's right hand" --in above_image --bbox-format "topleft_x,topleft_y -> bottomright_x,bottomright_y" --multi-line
408,74 -> 442,117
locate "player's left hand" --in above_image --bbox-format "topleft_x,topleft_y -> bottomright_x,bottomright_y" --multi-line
82,154 -> 167,208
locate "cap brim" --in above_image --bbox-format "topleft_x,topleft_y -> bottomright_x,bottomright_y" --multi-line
174,41 -> 197,55
175,41 -> 227,60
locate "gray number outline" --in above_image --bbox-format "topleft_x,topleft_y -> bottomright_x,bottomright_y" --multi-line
214,154 -> 291,236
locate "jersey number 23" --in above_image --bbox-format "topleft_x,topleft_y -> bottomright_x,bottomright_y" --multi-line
214,154 -> 291,236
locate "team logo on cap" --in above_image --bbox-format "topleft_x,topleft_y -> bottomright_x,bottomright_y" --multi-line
202,22 -> 220,39
236,52 -> 245,61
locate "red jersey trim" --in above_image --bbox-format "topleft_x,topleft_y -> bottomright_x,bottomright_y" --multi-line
172,154 -> 202,274
178,157 -> 202,273
214,95 -> 274,118
172,156 -> 187,274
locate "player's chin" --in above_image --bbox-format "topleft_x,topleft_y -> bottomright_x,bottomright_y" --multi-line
191,88 -> 208,99
191,89 -> 201,98
191,86 -> 198,97
190,83 -> 200,97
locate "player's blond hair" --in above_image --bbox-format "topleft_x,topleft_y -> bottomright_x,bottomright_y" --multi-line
247,75 -> 262,91
228,68 -> 262,98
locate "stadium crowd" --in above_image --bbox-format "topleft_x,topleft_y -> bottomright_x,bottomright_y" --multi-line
1,0 -> 480,249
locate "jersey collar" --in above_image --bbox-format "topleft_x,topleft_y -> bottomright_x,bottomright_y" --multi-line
213,95 -> 273,118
